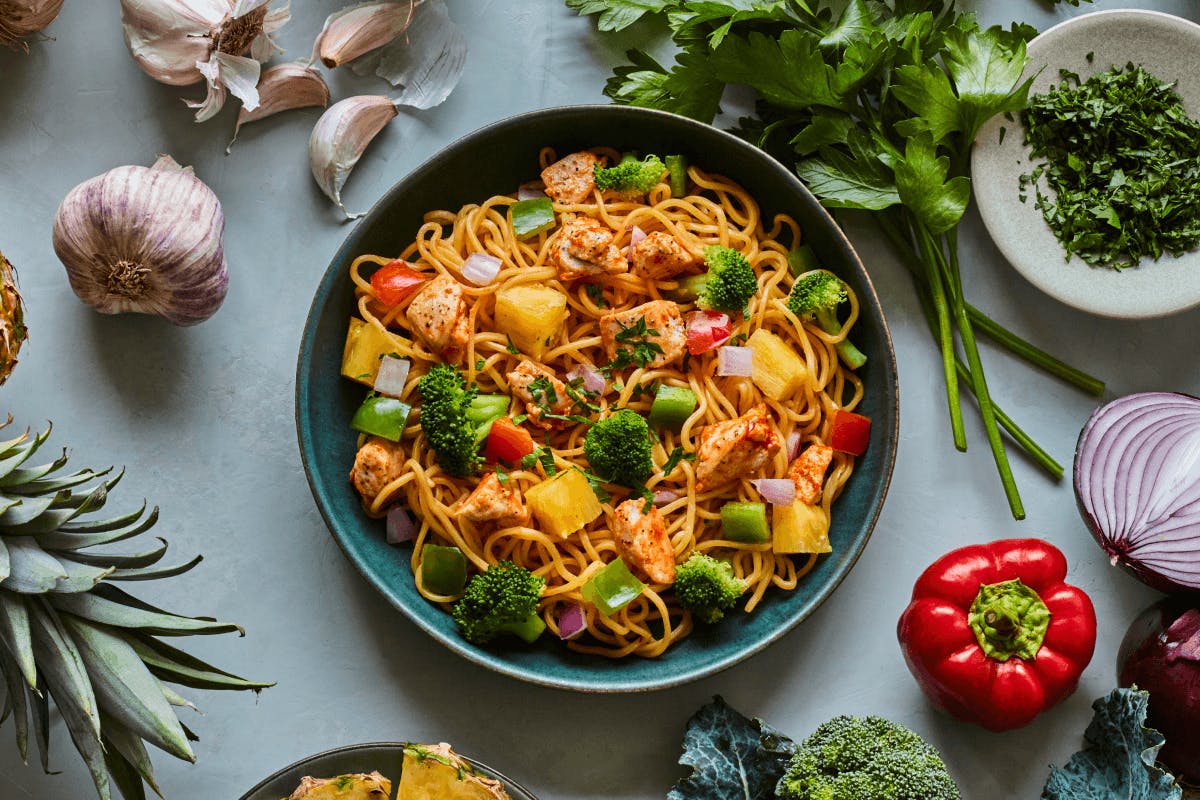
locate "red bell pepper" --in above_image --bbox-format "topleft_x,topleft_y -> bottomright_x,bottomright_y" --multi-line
484,417 -> 534,464
684,310 -> 732,355
370,261 -> 426,307
897,538 -> 1096,732
829,409 -> 871,455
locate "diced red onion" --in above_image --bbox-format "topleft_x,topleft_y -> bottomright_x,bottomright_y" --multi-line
566,364 -> 606,395
626,225 -> 647,262
751,478 -> 796,506
653,489 -> 679,506
717,345 -> 753,377
786,431 -> 803,461
1074,391 -> 1200,593
374,355 -> 410,397
517,182 -> 546,201
386,506 -> 417,544
462,253 -> 502,286
557,602 -> 587,641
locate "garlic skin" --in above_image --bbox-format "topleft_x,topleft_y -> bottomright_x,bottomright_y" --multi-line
52,156 -> 229,326
0,0 -> 65,48
312,1 -> 415,69
309,96 -> 398,220
228,62 -> 330,152
120,0 -> 291,122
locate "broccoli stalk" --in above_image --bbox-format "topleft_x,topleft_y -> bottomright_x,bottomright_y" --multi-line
686,246 -> 758,314
594,153 -> 668,195
777,715 -> 961,800
416,363 -> 487,477
583,409 -> 654,488
674,552 -> 748,623
452,561 -> 547,645
786,271 -> 868,369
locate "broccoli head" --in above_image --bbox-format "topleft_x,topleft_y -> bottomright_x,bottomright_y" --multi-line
674,552 -> 748,623
594,154 -> 667,195
452,560 -> 547,645
777,715 -> 961,800
697,246 -> 758,313
786,271 -> 867,369
417,363 -> 483,477
583,409 -> 653,488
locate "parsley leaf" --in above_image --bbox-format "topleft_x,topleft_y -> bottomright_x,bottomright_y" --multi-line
565,0 -> 672,32
505,336 -> 520,355
661,445 -> 695,476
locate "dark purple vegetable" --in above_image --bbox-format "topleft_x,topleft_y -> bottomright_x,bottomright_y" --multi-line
1117,597 -> 1200,783
1074,392 -> 1200,593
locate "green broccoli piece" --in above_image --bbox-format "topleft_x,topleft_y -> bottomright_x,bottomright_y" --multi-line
417,363 -> 484,477
583,409 -> 653,488
777,715 -> 961,800
452,561 -> 547,645
674,552 -> 748,624
594,153 -> 667,195
786,271 -> 868,369
695,245 -> 758,313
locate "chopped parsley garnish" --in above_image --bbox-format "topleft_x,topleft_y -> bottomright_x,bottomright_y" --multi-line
661,445 -> 695,477
496,464 -> 509,485
585,282 -> 607,307
475,358 -> 487,371
604,315 -> 665,374
574,467 -> 613,503
505,336 -> 520,355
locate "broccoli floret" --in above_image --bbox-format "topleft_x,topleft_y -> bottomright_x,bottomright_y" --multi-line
777,715 -> 961,800
786,271 -> 867,369
594,154 -> 667,195
583,409 -> 653,488
417,363 -> 483,477
452,561 -> 547,645
674,552 -> 748,624
696,246 -> 758,313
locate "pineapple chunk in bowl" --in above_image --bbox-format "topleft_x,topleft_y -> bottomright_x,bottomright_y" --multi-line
295,105 -> 898,692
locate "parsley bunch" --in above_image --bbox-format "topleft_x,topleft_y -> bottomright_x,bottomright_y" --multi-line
567,0 -> 1106,519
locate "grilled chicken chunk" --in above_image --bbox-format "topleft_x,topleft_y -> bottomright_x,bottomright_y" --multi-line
506,360 -> 571,428
612,499 -> 676,584
350,437 -> 407,507
788,444 -> 834,505
599,300 -> 687,369
405,274 -> 471,363
630,231 -> 698,280
694,405 -> 783,491
540,151 -> 600,205
455,473 -> 530,528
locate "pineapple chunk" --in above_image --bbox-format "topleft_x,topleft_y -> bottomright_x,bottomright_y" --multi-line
398,743 -> 511,800
525,469 -> 603,538
288,772 -> 391,800
494,285 -> 567,360
342,318 -> 407,386
772,501 -> 831,554
747,328 -> 808,400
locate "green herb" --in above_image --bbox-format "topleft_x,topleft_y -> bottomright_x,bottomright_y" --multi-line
606,315 -> 665,373
505,336 -> 520,355
496,464 -> 509,485
584,282 -> 607,307
640,485 -> 655,513
661,445 -> 695,476
1020,63 -> 1200,268
727,333 -> 747,347
475,358 -> 487,371
573,466 -> 613,503
571,0 -> 1107,520
538,446 -> 558,476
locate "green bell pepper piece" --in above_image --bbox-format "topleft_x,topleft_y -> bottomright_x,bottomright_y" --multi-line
511,198 -> 556,240
466,394 -> 509,428
648,385 -> 697,430
350,396 -> 412,442
581,558 -> 645,616
721,501 -> 770,543
787,244 -> 819,277
665,154 -> 688,196
421,545 -> 468,596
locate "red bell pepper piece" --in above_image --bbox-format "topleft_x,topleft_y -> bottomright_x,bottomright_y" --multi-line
370,261 -> 426,307
829,409 -> 871,455
897,538 -> 1097,732
484,417 -> 534,464
684,310 -> 732,355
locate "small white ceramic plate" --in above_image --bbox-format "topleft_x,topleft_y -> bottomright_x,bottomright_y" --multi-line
972,10 -> 1200,319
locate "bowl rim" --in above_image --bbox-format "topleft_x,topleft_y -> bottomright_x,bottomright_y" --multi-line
237,741 -> 539,800
295,103 -> 899,692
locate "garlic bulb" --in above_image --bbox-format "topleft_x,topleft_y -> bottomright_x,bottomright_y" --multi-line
0,0 -> 64,47
120,0 -> 291,122
52,156 -> 229,326
309,95 -> 398,220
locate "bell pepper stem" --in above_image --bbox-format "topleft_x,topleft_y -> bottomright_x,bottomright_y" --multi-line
968,579 -> 1050,662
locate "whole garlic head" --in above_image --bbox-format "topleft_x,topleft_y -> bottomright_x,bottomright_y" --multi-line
52,156 -> 230,326
0,0 -> 66,48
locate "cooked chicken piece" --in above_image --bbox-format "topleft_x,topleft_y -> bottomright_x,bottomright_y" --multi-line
548,215 -> 628,281
405,273 -> 471,363
630,231 -> 699,280
694,405 -> 783,491
612,499 -> 676,584
540,151 -> 601,205
455,473 -> 530,528
506,360 -> 571,428
599,300 -> 687,369
788,444 -> 834,505
350,437 -> 407,507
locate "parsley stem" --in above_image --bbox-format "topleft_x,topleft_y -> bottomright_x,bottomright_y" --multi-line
964,305 -> 1105,396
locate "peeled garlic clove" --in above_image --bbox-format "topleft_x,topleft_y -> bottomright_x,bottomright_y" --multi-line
227,62 -> 330,152
52,156 -> 229,326
312,1 -> 416,69
0,0 -> 65,48
309,96 -> 398,221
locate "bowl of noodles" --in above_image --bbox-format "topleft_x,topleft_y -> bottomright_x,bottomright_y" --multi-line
296,105 -> 898,691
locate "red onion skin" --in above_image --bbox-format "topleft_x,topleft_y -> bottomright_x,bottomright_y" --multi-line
1117,596 -> 1200,783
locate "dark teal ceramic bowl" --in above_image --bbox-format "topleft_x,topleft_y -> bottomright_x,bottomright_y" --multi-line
239,742 -> 538,800
296,105 -> 898,692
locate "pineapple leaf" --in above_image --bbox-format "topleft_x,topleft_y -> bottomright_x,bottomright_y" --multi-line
31,679 -> 55,775
103,739 -> 149,800
0,593 -> 37,688
125,634 -> 273,692
0,642 -> 31,762
0,493 -> 63,529
0,496 -> 20,517
1,538 -> 67,594
6,484 -> 109,535
64,617 -> 194,763
160,685 -> 197,713
50,585 -> 244,637
0,537 -> 8,582
38,506 -> 159,552
58,501 -> 152,534
101,713 -> 163,799
0,449 -> 73,489
56,538 -> 170,569
0,428 -> 51,481
108,556 -> 203,582
50,561 -> 115,594
0,423 -> 32,456
9,469 -> 103,496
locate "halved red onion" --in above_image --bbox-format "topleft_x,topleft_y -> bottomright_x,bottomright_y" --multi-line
374,355 -> 410,397
386,506 -> 417,544
653,489 -> 679,506
557,602 -> 587,640
566,363 -> 606,395
786,431 -> 803,461
518,182 -> 546,201
751,478 -> 796,506
626,225 -> 647,262
717,345 -> 753,377
462,253 -> 502,286
1074,392 -> 1200,593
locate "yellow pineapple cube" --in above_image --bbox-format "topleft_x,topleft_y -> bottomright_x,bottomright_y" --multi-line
494,285 -> 567,360
341,318 -> 405,386
525,469 -> 603,538
772,500 -> 831,554
747,328 -> 808,400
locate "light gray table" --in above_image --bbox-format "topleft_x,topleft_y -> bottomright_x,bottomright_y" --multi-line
2,1 -> 1197,798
